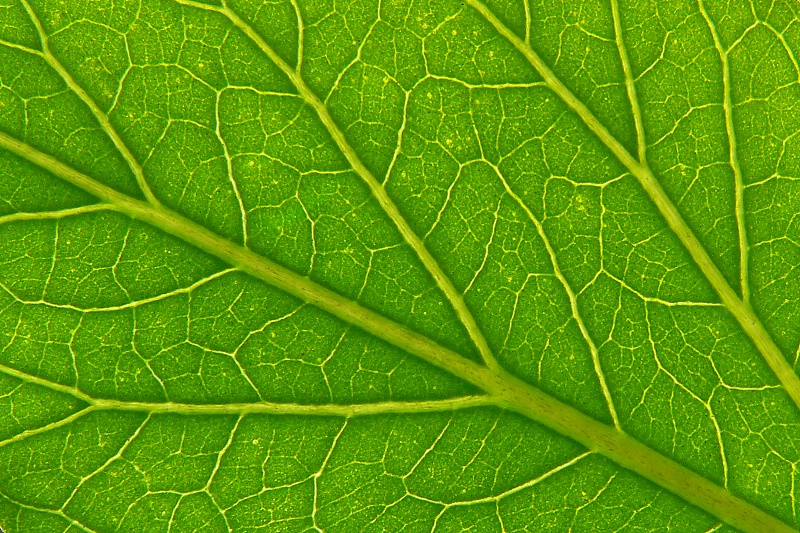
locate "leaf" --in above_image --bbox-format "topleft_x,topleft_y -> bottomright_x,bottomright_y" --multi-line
0,0 -> 799,531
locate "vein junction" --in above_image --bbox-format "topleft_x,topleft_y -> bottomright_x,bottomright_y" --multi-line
465,0 -> 800,415
172,0 -> 502,373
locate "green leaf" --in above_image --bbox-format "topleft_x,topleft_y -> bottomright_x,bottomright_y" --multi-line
1,0 -> 799,531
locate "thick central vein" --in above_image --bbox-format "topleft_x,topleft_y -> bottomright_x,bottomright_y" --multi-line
466,0 -> 800,413
0,131 -> 794,533
172,0 -> 500,373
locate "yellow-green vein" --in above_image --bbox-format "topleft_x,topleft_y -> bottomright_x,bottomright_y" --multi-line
0,130 -> 794,533
467,0 -> 800,413
0,204 -> 118,226
172,0 -> 502,372
19,0 -> 160,206
484,161 -> 620,427
697,0 -> 751,305
610,0 -> 648,164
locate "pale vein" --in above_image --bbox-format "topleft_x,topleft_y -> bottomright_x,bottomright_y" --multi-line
610,0 -> 648,163
466,0 -> 800,417
486,162 -> 620,427
0,362 -> 496,435
0,86 -> 796,533
19,0 -> 160,205
172,0 -> 501,372
697,0 -> 751,305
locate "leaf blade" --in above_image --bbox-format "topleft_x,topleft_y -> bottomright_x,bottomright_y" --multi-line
0,129 -> 794,533
2,1 -> 800,531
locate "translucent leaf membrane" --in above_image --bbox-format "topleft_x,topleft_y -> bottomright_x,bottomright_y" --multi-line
1,0 -> 800,532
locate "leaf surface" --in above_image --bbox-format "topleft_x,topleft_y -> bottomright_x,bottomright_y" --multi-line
1,0 -> 800,532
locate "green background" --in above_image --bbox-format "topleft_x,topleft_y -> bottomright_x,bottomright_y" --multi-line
1,0 -> 800,531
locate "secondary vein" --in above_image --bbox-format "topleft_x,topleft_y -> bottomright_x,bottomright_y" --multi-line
172,0 -> 502,373
610,0 -> 648,164
89,395 -> 497,417
485,161 -> 620,428
0,130 -> 794,533
0,368 -> 495,450
466,0 -> 800,416
19,0 -> 161,206
697,0 -> 751,305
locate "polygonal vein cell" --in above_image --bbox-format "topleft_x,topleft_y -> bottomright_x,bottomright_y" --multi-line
2,2 -> 800,533
18,0 -> 159,205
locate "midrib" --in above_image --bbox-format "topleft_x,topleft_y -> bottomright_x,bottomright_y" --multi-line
0,130 -> 794,533
465,0 -> 800,412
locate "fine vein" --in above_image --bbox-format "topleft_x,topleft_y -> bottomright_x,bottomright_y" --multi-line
173,0 -> 501,372
466,0 -> 800,414
0,131 -> 794,533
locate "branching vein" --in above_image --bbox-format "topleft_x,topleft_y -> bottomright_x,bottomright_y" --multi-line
172,0 -> 502,372
610,0 -> 648,163
697,0 -> 751,305
0,362 -> 496,428
466,0 -> 800,419
0,130 -> 793,533
18,1 -> 160,206
486,162 -> 620,427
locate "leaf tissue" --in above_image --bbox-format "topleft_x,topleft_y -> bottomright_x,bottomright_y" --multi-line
1,0 -> 800,531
